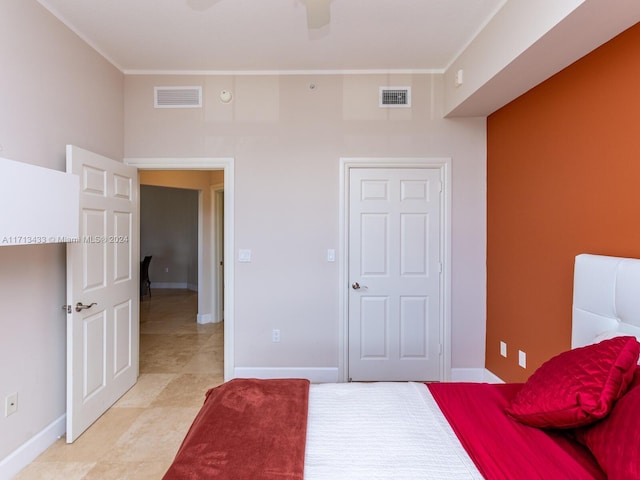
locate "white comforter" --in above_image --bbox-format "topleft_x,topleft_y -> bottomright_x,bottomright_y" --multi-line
303,382 -> 484,480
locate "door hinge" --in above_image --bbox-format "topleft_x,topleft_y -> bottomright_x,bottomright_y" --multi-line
438,262 -> 442,273
61,305 -> 72,314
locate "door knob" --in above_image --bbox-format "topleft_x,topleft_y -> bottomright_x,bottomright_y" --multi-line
75,302 -> 97,312
352,282 -> 360,290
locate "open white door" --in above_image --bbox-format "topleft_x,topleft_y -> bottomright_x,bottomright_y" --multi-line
65,145 -> 139,443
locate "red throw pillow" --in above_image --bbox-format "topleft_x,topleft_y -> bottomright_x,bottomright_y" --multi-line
505,336 -> 639,428
574,367 -> 640,480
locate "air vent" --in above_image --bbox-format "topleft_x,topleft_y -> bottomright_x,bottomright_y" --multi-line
379,87 -> 411,108
154,86 -> 202,108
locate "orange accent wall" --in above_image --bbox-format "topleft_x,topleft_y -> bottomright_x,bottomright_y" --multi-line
486,22 -> 640,382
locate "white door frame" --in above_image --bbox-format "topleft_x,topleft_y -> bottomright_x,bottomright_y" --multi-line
197,189 -> 204,308
125,157 -> 235,381
212,183 -> 225,323
339,157 -> 452,382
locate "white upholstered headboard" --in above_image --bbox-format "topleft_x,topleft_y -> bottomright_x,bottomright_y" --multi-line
572,254 -> 640,349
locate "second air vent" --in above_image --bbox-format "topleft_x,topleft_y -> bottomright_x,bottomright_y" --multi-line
379,87 -> 411,108
154,86 -> 202,108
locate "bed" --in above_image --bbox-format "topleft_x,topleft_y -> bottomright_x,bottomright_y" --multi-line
163,254 -> 640,480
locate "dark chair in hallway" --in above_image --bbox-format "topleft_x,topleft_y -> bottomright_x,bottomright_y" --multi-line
140,255 -> 152,299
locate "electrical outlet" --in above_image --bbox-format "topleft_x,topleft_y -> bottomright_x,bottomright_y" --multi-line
500,341 -> 507,358
272,329 -> 280,343
518,350 -> 527,369
5,393 -> 17,417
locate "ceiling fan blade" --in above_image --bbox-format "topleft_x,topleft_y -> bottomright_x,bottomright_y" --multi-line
301,0 -> 331,29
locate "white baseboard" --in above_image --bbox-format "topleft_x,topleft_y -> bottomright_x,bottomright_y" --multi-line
153,282 -> 188,289
233,368 -> 503,384
0,414 -> 65,480
153,283 -> 198,291
450,368 -> 504,383
234,367 -> 339,383
482,369 -> 505,383
197,313 -> 214,324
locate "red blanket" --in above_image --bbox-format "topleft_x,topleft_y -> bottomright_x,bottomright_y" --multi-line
428,382 -> 605,480
163,378 -> 310,480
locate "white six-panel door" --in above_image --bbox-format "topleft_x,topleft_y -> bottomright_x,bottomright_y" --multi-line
66,145 -> 139,443
348,168 -> 441,381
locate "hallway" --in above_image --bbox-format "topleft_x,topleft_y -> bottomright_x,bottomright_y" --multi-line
15,289 -> 223,479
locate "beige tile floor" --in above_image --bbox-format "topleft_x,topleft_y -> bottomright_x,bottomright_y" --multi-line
15,289 -> 224,480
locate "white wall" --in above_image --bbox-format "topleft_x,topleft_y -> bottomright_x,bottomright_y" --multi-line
124,73 -> 487,375
0,0 -> 123,469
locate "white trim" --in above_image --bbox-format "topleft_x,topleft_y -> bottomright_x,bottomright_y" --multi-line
483,369 -> 505,384
450,368 -> 505,384
124,157 -> 234,169
196,189 -> 205,316
450,368 -> 483,382
152,282 -> 190,290
197,313 -> 214,325
211,184 -> 225,323
339,157 -> 452,383
234,367 -> 339,383
126,156 -> 235,381
123,68 -> 442,76
0,414 -> 66,479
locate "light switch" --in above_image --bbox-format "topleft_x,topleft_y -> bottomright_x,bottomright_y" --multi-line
238,249 -> 251,263
327,249 -> 335,262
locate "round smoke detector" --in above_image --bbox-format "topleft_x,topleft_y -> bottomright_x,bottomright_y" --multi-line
219,90 -> 233,103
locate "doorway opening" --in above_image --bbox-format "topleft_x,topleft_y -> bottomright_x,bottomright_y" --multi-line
126,157 -> 234,381
139,172 -> 223,326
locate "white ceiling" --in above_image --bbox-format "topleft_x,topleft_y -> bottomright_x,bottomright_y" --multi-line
37,0 -> 506,73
